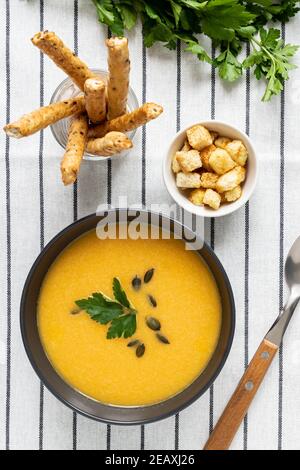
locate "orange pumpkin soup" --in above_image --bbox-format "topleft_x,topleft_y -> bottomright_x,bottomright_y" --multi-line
38,229 -> 221,406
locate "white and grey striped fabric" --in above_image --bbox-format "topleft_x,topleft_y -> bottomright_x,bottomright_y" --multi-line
1,0 -> 300,450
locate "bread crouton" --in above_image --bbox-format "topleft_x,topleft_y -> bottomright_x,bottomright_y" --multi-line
186,124 -> 213,151
189,188 -> 206,206
210,131 -> 218,142
224,185 -> 242,202
226,139 -> 248,166
200,172 -> 218,189
214,136 -> 231,149
209,148 -> 236,175
216,166 -> 246,193
176,172 -> 201,189
176,149 -> 202,172
200,144 -> 215,171
181,140 -> 191,152
172,153 -> 181,173
220,192 -> 227,203
203,189 -> 221,210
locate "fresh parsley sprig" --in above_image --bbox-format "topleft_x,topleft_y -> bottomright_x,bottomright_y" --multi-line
244,27 -> 299,101
91,0 -> 300,101
76,278 -> 137,339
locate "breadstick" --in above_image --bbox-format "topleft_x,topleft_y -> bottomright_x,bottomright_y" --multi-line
31,31 -> 96,91
86,132 -> 133,156
4,96 -> 85,138
84,78 -> 106,123
106,37 -> 130,119
88,102 -> 163,138
60,113 -> 88,185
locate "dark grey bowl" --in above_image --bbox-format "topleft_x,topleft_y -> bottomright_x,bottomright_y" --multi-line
20,209 -> 235,425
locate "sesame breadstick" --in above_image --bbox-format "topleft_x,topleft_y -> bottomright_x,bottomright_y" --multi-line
31,31 -> 96,91
106,37 -> 130,119
86,132 -> 133,156
61,113 -> 88,185
4,96 -> 85,138
84,78 -> 106,123
88,102 -> 163,139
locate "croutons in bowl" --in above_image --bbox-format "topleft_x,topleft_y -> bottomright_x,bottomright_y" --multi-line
163,121 -> 257,217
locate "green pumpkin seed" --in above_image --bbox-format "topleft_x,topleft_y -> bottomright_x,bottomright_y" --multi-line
156,333 -> 170,344
148,294 -> 157,308
136,343 -> 145,358
70,307 -> 82,315
127,339 -> 140,347
146,316 -> 161,331
132,275 -> 141,291
144,268 -> 154,283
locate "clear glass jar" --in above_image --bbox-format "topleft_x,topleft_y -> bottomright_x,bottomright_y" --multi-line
50,69 -> 139,161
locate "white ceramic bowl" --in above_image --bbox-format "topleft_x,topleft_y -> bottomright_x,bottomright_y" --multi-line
163,121 -> 258,218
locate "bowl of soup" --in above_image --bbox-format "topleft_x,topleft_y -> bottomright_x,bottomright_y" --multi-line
20,209 -> 235,424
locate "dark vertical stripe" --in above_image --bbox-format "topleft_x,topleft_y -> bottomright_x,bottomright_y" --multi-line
174,414 -> 179,450
74,0 -> 78,55
243,201 -> 250,451
73,0 -> 79,450
107,161 -> 112,206
39,382 -> 44,450
5,0 -> 11,452
38,0 -> 45,451
278,23 -> 285,451
176,40 -> 181,133
174,39 -> 181,451
106,26 -> 112,451
210,46 -> 216,121
141,43 -> 146,207
140,425 -> 145,451
107,28 -> 112,209
245,59 -> 250,138
39,2 -> 45,250
140,40 -> 147,450
243,44 -> 251,450
106,425 -> 111,450
72,413 -> 77,451
73,0 -> 79,222
209,44 -> 216,436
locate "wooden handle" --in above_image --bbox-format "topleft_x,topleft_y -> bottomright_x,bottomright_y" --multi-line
204,338 -> 278,450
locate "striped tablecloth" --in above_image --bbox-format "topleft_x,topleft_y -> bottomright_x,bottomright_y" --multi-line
1,0 -> 300,451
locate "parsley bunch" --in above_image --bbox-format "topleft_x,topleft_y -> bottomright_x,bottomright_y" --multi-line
92,0 -> 300,101
76,278 -> 137,339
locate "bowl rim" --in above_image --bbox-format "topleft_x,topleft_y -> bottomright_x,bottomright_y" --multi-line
49,68 -> 139,162
163,120 -> 258,218
20,209 -> 235,425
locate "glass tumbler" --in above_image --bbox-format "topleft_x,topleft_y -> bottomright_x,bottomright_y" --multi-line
50,69 -> 139,161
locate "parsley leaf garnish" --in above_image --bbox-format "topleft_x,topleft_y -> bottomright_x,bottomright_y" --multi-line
75,278 -> 137,339
107,313 -> 137,339
112,277 -> 130,308
76,293 -> 123,324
